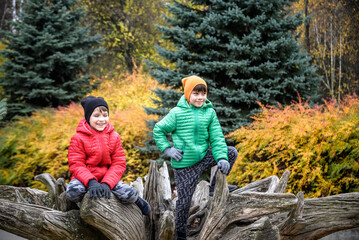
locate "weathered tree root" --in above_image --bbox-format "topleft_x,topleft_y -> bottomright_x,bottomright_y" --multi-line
1,163 -> 358,240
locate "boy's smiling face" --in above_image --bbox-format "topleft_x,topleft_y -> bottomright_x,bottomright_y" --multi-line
89,107 -> 109,131
189,90 -> 207,107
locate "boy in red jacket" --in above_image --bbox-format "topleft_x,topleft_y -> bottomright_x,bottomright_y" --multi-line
66,96 -> 150,215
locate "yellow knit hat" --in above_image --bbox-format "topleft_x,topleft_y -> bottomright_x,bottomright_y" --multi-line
181,75 -> 207,101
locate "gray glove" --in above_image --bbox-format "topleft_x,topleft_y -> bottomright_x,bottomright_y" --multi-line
88,179 -> 104,198
218,159 -> 230,175
101,183 -> 111,199
164,147 -> 183,161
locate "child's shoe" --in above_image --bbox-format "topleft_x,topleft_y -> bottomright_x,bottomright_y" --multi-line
134,196 -> 151,216
176,231 -> 187,240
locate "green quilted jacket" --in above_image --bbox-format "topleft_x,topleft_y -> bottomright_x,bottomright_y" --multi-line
153,95 -> 228,168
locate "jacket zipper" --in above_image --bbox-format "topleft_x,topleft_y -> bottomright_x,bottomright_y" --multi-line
194,108 -> 201,160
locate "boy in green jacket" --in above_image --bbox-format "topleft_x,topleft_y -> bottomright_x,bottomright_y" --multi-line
153,75 -> 238,240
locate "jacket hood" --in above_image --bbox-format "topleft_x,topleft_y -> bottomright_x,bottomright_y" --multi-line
177,95 -> 213,109
76,118 -> 114,135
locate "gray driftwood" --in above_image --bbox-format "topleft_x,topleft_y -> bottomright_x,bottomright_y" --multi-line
0,162 -> 359,240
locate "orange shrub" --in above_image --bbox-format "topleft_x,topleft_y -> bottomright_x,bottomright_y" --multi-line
228,95 -> 359,198
0,66 -> 160,189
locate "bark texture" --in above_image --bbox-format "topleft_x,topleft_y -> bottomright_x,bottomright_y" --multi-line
0,163 -> 359,240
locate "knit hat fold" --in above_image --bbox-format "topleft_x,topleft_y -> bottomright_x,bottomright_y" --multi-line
181,75 -> 207,101
81,96 -> 109,124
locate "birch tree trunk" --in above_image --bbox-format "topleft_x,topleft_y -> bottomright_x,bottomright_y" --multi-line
304,0 -> 310,51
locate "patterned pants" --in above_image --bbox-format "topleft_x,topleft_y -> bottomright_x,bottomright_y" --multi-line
66,179 -> 138,203
173,146 -> 238,234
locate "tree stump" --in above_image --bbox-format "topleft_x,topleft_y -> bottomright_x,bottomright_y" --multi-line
1,162 -> 359,240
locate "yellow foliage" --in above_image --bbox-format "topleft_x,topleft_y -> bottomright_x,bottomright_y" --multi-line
228,95 -> 359,198
290,0 -> 359,99
0,41 -> 6,79
0,66 -> 160,189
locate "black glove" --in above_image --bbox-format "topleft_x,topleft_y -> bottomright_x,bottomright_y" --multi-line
164,147 -> 183,161
101,183 -> 111,199
88,179 -> 103,198
218,159 -> 230,175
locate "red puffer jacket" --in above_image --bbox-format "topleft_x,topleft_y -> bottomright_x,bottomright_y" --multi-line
68,118 -> 126,189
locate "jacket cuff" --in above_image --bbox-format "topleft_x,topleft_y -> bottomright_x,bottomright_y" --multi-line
101,181 -> 112,190
160,143 -> 171,152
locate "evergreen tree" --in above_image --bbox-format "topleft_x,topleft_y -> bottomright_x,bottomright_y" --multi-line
143,0 -> 320,161
0,0 -> 103,118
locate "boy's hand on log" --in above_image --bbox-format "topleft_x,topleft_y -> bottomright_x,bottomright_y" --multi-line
218,159 -> 230,175
164,147 -> 183,161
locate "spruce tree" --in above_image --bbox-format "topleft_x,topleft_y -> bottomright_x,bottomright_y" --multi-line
143,0 -> 320,161
0,0 -> 103,118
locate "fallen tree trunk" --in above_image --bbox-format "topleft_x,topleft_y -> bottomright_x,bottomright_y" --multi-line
0,199 -> 105,240
0,162 -> 358,240
279,192 -> 359,240
199,172 -> 298,240
80,193 -> 146,240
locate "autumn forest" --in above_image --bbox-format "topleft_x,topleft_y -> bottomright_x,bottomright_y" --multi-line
0,0 -> 358,199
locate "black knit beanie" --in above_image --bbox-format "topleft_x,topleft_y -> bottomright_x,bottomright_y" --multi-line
80,96 -> 109,124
